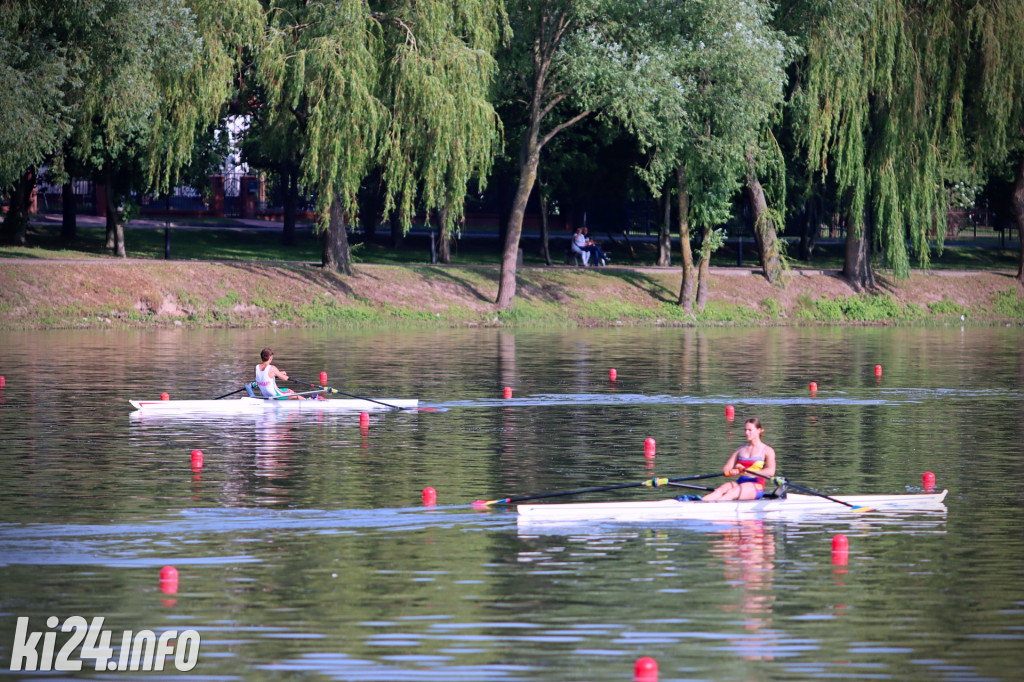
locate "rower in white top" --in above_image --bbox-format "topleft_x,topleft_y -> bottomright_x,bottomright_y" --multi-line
255,348 -> 311,400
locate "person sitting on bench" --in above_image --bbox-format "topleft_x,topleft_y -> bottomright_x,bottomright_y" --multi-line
582,227 -> 607,266
570,227 -> 590,266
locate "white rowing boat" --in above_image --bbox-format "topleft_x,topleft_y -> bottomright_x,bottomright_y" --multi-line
129,397 -> 419,414
516,490 -> 948,524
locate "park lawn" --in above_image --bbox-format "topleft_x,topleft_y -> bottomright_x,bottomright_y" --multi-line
1,221 -> 1018,273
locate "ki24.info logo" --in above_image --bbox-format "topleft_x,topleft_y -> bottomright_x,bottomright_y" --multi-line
9,616 -> 200,672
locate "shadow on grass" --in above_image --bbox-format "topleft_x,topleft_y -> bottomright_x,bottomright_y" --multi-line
417,266 -> 497,303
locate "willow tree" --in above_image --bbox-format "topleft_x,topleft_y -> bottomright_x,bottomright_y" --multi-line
624,0 -> 789,312
0,0 -> 72,245
786,0 -> 984,289
259,0 -> 503,275
49,0 -> 260,256
955,1 -> 1024,282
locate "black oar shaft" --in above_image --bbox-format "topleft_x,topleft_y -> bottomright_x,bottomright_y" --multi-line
744,470 -> 869,511
290,379 -> 408,411
213,387 -> 247,400
488,473 -> 723,506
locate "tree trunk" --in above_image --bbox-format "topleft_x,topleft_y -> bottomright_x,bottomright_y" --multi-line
282,162 -> 297,247
102,167 -> 126,257
322,192 -> 352,275
745,163 -> 783,284
843,212 -> 875,291
538,172 -> 552,266
103,165 -> 116,250
1,167 -> 34,246
1011,154 -> 1024,283
496,136 -> 539,309
61,181 -> 77,242
657,181 -> 671,266
695,224 -> 712,312
390,206 -> 404,248
436,208 -> 451,264
799,191 -> 820,261
675,164 -> 696,313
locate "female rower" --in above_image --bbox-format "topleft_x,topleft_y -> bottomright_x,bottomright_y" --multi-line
255,348 -> 306,400
703,418 -> 777,501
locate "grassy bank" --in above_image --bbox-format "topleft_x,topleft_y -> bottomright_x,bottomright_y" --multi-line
2,258 -> 1022,330
2,220 -> 1022,330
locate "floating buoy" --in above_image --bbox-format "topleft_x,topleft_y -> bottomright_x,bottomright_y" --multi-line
831,534 -> 849,566
319,371 -> 328,385
159,566 -> 179,594
359,412 -> 369,428
503,387 -> 512,399
809,381 -> 818,394
634,656 -> 658,681
422,487 -> 437,506
922,471 -> 936,491
0,375 -> 5,387
609,368 -> 617,381
160,392 -> 170,401
725,404 -> 735,421
190,449 -> 203,469
874,364 -> 883,377
644,437 -> 656,459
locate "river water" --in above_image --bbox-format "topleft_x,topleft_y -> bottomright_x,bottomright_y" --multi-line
0,326 -> 1022,681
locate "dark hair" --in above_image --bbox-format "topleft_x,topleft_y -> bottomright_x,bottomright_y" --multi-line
260,347 -> 274,361
745,417 -> 764,433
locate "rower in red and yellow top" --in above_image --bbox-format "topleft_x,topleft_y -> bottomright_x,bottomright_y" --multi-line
255,348 -> 306,400
704,417 -> 777,501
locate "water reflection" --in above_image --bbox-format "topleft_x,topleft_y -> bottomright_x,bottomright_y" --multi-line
709,520 -> 776,658
2,326 -> 1024,681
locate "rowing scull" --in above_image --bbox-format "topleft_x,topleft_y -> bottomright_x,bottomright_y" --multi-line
516,490 -> 948,524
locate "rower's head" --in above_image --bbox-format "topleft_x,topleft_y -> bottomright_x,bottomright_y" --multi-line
744,418 -> 764,441
260,347 -> 274,362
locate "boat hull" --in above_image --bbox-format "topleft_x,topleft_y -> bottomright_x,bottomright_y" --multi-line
129,397 -> 418,414
517,490 -> 948,524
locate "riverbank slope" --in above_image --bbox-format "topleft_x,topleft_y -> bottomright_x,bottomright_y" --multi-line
1,259 -> 1022,329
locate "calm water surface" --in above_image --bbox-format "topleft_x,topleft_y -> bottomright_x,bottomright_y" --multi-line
1,326 -> 1022,681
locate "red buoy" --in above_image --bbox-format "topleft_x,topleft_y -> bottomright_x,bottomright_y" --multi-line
634,656 -> 658,681
190,449 -> 203,469
725,404 -> 735,421
609,368 -> 617,381
874,364 -> 883,377
319,371 -> 328,385
359,411 -> 369,427
159,566 -> 179,594
503,387 -> 512,399
831,534 -> 849,566
644,437 -> 656,459
922,471 -> 936,490
422,487 -> 437,506
0,375 -> 5,387
809,381 -> 818,394
160,392 -> 170,401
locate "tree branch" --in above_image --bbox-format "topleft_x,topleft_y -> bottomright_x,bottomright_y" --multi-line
539,109 -> 592,149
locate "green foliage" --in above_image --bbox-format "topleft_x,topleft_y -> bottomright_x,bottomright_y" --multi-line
990,290 -> 1024,319
260,0 -> 505,234
761,297 -> 782,318
927,298 -> 968,316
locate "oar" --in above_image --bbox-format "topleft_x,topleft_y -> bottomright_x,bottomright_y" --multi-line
289,378 -> 412,411
744,469 -> 873,512
213,387 -> 248,400
473,473 -> 725,508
